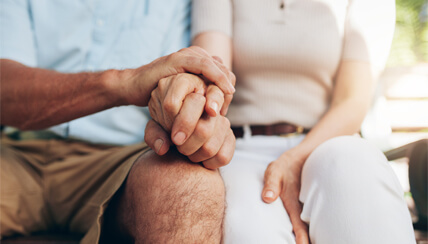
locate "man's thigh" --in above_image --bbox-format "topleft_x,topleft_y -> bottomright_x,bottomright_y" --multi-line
0,137 -> 53,238
0,136 -> 150,241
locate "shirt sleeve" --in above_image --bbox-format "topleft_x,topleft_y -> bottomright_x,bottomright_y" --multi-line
161,0 -> 191,56
0,0 -> 37,67
191,0 -> 233,39
341,0 -> 395,76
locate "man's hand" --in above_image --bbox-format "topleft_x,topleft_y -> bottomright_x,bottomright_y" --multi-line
262,151 -> 311,244
122,46 -> 236,108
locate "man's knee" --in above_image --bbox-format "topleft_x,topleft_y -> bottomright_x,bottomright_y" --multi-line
124,149 -> 225,241
128,148 -> 225,204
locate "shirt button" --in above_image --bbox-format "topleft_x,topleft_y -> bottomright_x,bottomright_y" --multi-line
96,19 -> 104,27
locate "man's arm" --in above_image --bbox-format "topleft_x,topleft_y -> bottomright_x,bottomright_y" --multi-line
0,59 -> 128,130
0,47 -> 235,130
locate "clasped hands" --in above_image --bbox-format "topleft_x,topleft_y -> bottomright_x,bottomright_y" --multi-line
144,46 -> 310,243
144,47 -> 236,170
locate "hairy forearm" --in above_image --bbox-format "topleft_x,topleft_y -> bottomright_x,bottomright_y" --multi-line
0,59 -> 133,130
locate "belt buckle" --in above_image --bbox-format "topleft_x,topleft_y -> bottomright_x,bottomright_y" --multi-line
279,126 -> 304,138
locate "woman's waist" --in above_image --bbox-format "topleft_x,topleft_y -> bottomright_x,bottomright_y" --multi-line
227,102 -> 325,130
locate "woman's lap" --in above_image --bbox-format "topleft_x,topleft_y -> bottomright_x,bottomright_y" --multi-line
221,135 -> 304,244
221,135 -> 415,244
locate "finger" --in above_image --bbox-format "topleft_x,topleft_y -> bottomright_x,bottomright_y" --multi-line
148,89 -> 170,131
283,196 -> 310,244
176,113 -> 216,156
162,74 -> 206,117
171,93 -> 206,146
212,55 -> 224,64
187,116 -> 230,163
202,128 -> 235,170
188,45 -> 212,57
171,50 -> 235,94
183,47 -> 236,99
220,94 -> 233,116
188,47 -> 234,90
205,84 -> 225,117
262,162 -> 283,203
148,99 -> 158,122
144,120 -> 172,155
210,59 -> 235,115
210,58 -> 235,116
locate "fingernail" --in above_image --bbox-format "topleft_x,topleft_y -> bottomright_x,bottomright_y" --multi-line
264,190 -> 274,199
173,131 -> 186,145
154,139 -> 164,154
211,102 -> 219,115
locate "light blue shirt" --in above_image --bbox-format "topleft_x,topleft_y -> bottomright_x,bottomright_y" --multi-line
0,0 -> 190,145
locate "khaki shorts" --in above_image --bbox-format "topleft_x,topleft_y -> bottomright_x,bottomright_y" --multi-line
0,135 -> 150,243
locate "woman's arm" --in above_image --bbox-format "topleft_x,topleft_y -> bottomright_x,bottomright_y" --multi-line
262,60 -> 375,244
284,60 -> 375,165
193,32 -> 234,115
193,31 -> 233,70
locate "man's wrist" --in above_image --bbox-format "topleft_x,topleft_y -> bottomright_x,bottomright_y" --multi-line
102,68 -> 138,107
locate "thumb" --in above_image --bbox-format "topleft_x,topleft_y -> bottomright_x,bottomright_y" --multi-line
144,119 -> 172,155
262,162 -> 283,203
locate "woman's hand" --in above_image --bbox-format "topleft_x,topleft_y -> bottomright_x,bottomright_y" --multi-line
262,150 -> 310,244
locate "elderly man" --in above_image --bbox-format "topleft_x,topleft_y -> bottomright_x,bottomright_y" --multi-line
0,0 -> 235,243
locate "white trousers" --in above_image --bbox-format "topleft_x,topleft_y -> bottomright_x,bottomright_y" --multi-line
221,135 -> 416,244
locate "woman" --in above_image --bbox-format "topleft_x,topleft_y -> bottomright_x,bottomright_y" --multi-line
191,0 -> 415,243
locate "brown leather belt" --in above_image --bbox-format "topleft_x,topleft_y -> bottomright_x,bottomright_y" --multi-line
231,123 -> 310,138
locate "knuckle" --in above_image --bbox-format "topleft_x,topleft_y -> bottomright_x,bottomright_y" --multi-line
187,155 -> 200,163
201,143 -> 218,158
150,89 -> 158,99
185,55 -> 198,66
175,73 -> 187,81
229,72 -> 236,85
228,129 -> 236,142
215,150 -> 231,166
157,77 -> 170,91
162,97 -> 176,114
192,93 -> 206,105
200,57 -> 212,68
148,101 -> 156,116
168,52 -> 180,62
189,45 -> 205,54
177,47 -> 188,53
195,122 -> 212,140
223,117 -> 231,128
219,116 -> 231,129
208,85 -> 224,99
176,145 -> 192,156
177,116 -> 194,129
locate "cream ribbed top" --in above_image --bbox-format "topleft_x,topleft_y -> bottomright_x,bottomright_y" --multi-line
192,0 -> 395,128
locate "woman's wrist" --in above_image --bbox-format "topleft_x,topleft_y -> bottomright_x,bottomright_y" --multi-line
282,146 -> 310,167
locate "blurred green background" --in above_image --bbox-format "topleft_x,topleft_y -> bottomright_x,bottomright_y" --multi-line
388,0 -> 428,66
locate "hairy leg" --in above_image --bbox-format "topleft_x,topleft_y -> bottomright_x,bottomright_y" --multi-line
102,148 -> 225,243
